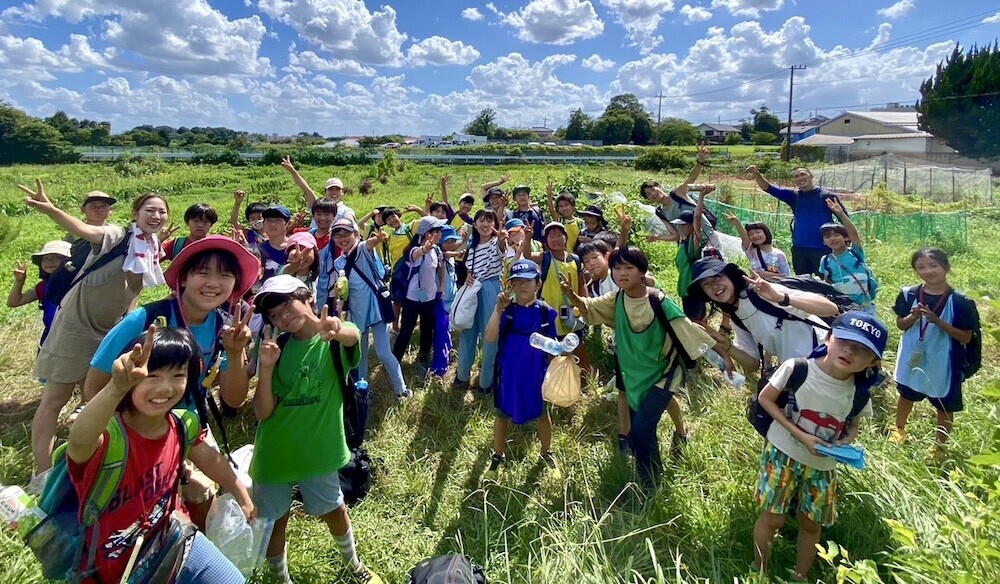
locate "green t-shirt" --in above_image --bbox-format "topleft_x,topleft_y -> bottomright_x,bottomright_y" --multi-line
250,324 -> 361,485
675,235 -> 703,298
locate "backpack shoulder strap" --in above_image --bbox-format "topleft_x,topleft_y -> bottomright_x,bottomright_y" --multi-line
537,301 -> 554,337
174,236 -> 188,255
820,254 -> 832,282
902,285 -> 919,305
540,251 -> 552,283
846,385 -> 870,421
784,358 -> 810,396
170,409 -> 201,459
647,288 -> 696,369
141,298 -> 177,331
569,252 -> 581,273
745,289 -> 816,329
80,414 -> 129,526
498,304 -> 517,345
63,232 -> 131,303
647,288 -> 671,331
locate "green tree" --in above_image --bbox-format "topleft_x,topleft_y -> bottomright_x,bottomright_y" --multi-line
739,121 -> 753,142
654,117 -> 699,145
917,43 -> 1000,158
598,93 -> 655,145
724,133 -> 743,145
564,108 -> 593,140
0,103 -> 80,164
751,131 -> 778,145
463,107 -> 497,137
751,105 -> 782,135
593,111 -> 634,145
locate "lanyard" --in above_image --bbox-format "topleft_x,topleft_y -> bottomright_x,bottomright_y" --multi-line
917,285 -> 950,341
829,252 -> 871,303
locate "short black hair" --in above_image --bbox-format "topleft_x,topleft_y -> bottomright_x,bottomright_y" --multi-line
381,207 -> 401,223
639,180 -> 660,199
577,240 -> 610,259
609,245 -> 649,274
312,199 -> 338,215
744,221 -> 773,245
257,287 -> 314,326
117,327 -> 200,413
429,202 -> 449,215
178,249 -> 242,290
183,203 -> 218,224
555,192 -> 576,207
245,202 -> 267,221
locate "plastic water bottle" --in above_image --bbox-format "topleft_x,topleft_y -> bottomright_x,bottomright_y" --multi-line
560,332 -> 580,353
337,270 -> 349,300
0,485 -> 46,537
529,333 -> 564,356
355,378 -> 369,393
698,344 -> 746,390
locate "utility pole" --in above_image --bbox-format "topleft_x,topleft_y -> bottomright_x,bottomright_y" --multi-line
654,91 -> 665,125
785,64 -> 806,161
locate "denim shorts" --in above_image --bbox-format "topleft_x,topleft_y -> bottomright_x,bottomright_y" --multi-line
253,470 -> 345,520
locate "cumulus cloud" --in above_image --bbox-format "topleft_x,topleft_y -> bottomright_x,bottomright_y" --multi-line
407,36 -> 480,67
462,7 -> 484,21
497,0 -> 604,45
600,0 -> 675,54
877,0 -> 915,20
582,54 -> 616,72
256,0 -> 408,66
710,0 -> 783,18
286,44 -> 376,77
982,11 -> 1000,24
680,4 -> 713,24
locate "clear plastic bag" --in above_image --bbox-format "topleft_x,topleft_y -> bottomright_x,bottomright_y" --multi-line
205,493 -> 273,577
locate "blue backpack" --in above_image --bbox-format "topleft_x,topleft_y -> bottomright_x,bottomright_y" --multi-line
24,410 -> 199,581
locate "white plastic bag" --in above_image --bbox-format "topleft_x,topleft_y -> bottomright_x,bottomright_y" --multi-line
636,202 -> 671,237
450,279 -> 481,331
205,493 -> 274,577
229,444 -> 254,493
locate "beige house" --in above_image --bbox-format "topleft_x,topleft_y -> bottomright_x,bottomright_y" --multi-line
810,111 -> 956,162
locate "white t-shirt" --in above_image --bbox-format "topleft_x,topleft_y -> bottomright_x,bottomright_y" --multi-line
406,246 -> 441,302
595,273 -> 619,296
765,359 -> 873,470
732,284 -> 829,362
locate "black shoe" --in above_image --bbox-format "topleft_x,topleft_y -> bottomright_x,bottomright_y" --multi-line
617,434 -> 631,457
670,429 -> 690,459
484,453 -> 505,481
454,378 -> 470,391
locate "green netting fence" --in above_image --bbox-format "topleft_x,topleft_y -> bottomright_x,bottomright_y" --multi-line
704,200 -> 967,248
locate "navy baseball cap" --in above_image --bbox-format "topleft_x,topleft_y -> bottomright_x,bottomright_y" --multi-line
262,205 -> 292,220
509,259 -> 540,280
830,311 -> 888,359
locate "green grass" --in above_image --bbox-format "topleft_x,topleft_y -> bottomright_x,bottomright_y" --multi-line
1,161 -> 999,583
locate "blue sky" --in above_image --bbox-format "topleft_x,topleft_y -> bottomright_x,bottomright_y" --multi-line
0,0 -> 997,136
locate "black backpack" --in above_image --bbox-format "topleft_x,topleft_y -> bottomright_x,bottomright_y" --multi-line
748,357 -> 872,438
903,286 -> 982,380
338,448 -> 374,507
44,234 -> 130,308
733,277 -> 859,332
409,554 -> 487,584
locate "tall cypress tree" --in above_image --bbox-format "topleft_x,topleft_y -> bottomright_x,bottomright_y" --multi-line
917,43 -> 1000,159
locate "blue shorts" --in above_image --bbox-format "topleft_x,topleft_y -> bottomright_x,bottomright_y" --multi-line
253,470 -> 345,520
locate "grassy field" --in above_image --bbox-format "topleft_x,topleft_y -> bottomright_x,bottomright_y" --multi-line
0,160 -> 998,583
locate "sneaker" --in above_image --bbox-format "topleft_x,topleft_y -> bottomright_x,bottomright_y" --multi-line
670,429 -> 690,459
453,378 -> 470,392
617,434 -> 631,457
27,469 -> 50,496
484,453 -> 505,481
925,445 -> 947,466
353,563 -> 384,584
888,427 -> 908,445
67,403 -> 85,422
396,388 -> 413,401
415,363 -> 429,378
540,451 -> 562,480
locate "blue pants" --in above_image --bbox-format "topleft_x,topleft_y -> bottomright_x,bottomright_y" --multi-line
176,531 -> 246,583
360,321 -> 407,395
457,277 -> 501,389
629,387 -> 672,490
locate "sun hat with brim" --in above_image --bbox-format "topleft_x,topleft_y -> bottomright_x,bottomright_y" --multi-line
459,193 -> 476,204
331,218 -> 358,233
685,257 -> 746,301
262,205 -> 291,220
416,216 -> 447,236
286,231 -> 318,249
483,187 -> 504,202
578,205 -> 605,219
671,210 -> 695,225
31,240 -> 72,265
164,235 -> 261,298
830,310 -> 888,359
324,177 -> 344,190
82,191 -> 117,207
252,274 -> 309,313
542,221 -> 568,236
509,259 -> 541,280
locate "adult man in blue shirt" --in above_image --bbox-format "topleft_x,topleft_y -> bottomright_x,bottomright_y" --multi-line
746,165 -> 845,275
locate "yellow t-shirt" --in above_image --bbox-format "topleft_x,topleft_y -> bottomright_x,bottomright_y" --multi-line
540,251 -> 581,337
562,217 -> 583,251
386,219 -> 420,266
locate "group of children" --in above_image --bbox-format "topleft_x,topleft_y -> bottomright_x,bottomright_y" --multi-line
8,158 -> 982,582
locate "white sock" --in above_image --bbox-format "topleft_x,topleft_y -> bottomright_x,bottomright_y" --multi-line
334,527 -> 361,570
266,546 -> 292,584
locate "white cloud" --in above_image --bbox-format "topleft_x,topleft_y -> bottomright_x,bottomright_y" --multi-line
0,34 -> 76,81
582,53 -> 616,72
710,0 -> 783,18
256,0 -> 408,66
407,36 -> 480,67
498,0 -> 604,45
4,0 -> 270,77
982,11 -> 1000,24
600,0 -> 675,54
877,0 -> 915,20
286,44 -> 376,77
462,7 -> 484,21
83,75 -> 238,128
680,4 -> 713,24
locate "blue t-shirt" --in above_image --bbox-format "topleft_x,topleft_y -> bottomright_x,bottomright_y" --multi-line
90,302 -> 228,416
258,241 -> 288,282
512,207 -> 546,242
767,185 -> 843,249
821,246 -> 875,308
333,243 -> 386,329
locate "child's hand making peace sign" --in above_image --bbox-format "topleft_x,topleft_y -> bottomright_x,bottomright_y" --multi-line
112,325 -> 156,392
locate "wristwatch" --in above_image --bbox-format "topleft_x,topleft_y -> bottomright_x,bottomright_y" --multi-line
779,293 -> 791,307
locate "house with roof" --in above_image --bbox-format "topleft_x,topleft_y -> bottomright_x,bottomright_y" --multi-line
802,111 -> 955,161
697,123 -> 741,144
780,116 -> 827,143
